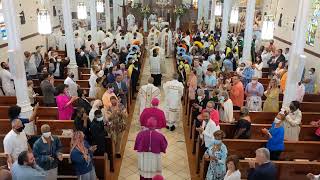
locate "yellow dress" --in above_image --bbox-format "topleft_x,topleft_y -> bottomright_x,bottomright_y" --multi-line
263,88 -> 279,112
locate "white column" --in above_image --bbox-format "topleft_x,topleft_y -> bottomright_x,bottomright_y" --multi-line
3,0 -> 34,134
62,0 -> 78,80
209,0 -> 216,32
203,0 -> 210,21
113,0 -> 118,31
283,0 -> 310,107
105,0 -> 112,31
220,0 -> 234,51
197,0 -> 203,24
90,0 -> 98,45
242,0 -> 256,63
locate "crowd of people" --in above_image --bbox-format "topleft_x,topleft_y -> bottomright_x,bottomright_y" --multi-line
0,16 -> 319,179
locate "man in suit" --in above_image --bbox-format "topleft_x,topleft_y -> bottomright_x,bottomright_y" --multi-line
111,74 -> 128,107
40,73 -> 56,106
248,148 -> 277,180
268,49 -> 286,71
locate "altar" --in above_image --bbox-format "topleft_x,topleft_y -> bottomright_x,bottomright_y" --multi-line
150,18 -> 169,30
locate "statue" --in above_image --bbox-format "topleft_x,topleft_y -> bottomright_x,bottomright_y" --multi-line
126,13 -> 136,32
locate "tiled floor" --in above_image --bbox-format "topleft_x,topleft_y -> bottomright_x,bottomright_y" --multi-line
118,56 -> 191,180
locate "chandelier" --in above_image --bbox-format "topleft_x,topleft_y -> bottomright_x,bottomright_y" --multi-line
261,16 -> 274,40
230,6 -> 239,24
77,2 -> 87,19
38,9 -> 52,35
96,0 -> 104,13
215,1 -> 222,16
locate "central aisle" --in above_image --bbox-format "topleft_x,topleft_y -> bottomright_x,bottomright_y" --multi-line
118,56 -> 191,180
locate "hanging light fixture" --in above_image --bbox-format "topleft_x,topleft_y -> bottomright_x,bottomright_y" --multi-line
96,0 -> 104,13
215,1 -> 222,16
37,9 -> 52,35
193,0 -> 198,9
261,16 -> 274,40
230,6 -> 239,24
77,2 -> 87,19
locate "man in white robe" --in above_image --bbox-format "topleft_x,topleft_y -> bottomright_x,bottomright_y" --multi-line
0,62 -> 15,96
64,72 -> 79,97
163,73 -> 184,131
150,43 -> 166,74
137,77 -> 161,115
160,28 -> 173,58
97,28 -> 106,44
126,13 -> 135,32
58,30 -> 66,51
24,51 -> 38,76
74,33 -> 84,50
147,29 -> 157,48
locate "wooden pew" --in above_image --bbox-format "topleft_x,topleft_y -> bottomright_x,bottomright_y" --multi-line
200,159 -> 320,180
0,96 -> 95,106
194,137 -> 320,173
0,153 -> 110,180
78,68 -> 91,74
79,73 -> 90,80
220,123 -> 318,141
32,79 -> 90,88
0,134 -> 115,172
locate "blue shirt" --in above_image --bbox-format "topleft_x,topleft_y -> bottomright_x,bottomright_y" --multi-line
11,162 -> 46,180
204,75 -> 217,88
266,123 -> 284,151
70,141 -> 94,175
223,59 -> 233,72
33,136 -> 62,171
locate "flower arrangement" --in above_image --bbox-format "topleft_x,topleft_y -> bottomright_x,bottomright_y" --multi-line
174,6 -> 187,16
141,5 -> 151,17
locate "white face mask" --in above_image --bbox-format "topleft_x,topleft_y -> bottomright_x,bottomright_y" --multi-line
43,132 -> 51,138
309,71 -> 313,75
96,117 -> 104,121
274,118 -> 281,124
197,96 -> 203,102
252,80 -> 258,84
80,51 -> 85,56
57,59 -> 62,62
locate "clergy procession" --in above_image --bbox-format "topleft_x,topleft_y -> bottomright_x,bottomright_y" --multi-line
1,0 -> 320,179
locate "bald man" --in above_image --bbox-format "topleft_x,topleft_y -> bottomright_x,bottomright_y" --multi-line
3,119 -> 30,169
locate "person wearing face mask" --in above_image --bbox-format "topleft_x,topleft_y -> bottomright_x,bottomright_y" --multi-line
64,72 -> 79,97
242,63 -> 255,88
3,119 -> 30,169
218,91 -> 234,123
203,130 -> 228,180
52,56 -> 70,79
229,75 -> 244,110
33,124 -> 63,180
0,61 -> 16,96
245,77 -> 264,112
90,110 -> 108,156
261,113 -> 285,160
11,151 -> 46,180
76,46 -> 89,68
303,68 -> 316,94
55,84 -> 79,120
236,63 -> 246,77
106,96 -> 127,158
76,89 -> 92,114
34,46 -> 44,72
89,66 -> 102,98
102,84 -> 118,109
89,100 -> 104,122
282,101 -> 302,141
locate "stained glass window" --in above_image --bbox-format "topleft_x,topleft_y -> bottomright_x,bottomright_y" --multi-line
306,0 -> 320,46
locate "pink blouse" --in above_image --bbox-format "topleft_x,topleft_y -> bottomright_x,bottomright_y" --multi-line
56,94 -> 74,120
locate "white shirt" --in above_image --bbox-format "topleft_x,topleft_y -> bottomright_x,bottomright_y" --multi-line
224,170 -> 241,180
103,37 -> 114,47
0,69 -> 15,96
74,36 -> 84,50
97,30 -> 106,43
64,77 -> 78,97
149,55 -> 161,74
3,130 -> 28,162
203,119 -> 220,147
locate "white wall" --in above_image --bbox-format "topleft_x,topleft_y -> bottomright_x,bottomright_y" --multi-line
272,0 -> 320,81
0,0 -> 61,60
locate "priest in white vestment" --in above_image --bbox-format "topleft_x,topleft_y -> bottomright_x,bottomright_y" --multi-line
147,29 -> 158,48
127,13 -> 136,32
64,72 -> 79,97
74,33 -> 84,50
149,49 -> 162,87
137,77 -> 161,115
163,73 -> 184,131
151,43 -> 166,75
0,62 -> 15,96
58,31 -> 66,51
160,28 -> 173,58
97,28 -> 106,44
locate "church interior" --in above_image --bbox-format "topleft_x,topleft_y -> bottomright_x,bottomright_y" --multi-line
0,0 -> 320,179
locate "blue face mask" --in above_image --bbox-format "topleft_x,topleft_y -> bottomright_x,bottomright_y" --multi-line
219,96 -> 225,102
214,140 -> 222,144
